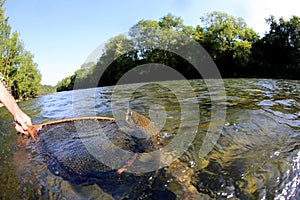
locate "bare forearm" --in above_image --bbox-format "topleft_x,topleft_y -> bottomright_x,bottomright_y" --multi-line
0,81 -> 21,116
0,79 -> 32,134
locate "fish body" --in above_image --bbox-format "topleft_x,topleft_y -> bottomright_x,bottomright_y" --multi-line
125,109 -> 161,145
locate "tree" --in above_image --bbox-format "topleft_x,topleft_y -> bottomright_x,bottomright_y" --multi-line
55,12 -> 300,92
158,13 -> 184,31
92,34 -> 136,87
38,84 -> 55,95
251,15 -> 300,78
56,74 -> 76,92
72,61 -> 96,88
200,11 -> 259,77
56,13 -> 204,92
129,14 -> 199,78
16,51 -> 41,99
0,1 -> 41,99
129,14 -> 192,56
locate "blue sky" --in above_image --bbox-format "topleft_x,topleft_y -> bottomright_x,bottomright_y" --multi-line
4,0 -> 299,86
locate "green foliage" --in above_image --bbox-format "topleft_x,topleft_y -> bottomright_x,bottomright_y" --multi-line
199,11 -> 259,76
250,15 -> 300,78
0,3 -> 41,99
129,14 -> 199,78
56,12 -> 300,92
38,84 -> 55,95
56,74 -> 76,92
87,34 -> 136,87
13,51 -> 41,99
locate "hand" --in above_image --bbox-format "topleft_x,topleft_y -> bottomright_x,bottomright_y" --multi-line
0,78 -> 33,135
13,109 -> 32,134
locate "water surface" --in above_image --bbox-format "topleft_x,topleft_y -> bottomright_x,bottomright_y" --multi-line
0,79 -> 299,199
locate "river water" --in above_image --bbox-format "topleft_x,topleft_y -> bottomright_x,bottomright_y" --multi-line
0,79 -> 299,199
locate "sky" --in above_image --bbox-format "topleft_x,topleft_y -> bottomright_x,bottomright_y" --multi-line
4,0 -> 300,86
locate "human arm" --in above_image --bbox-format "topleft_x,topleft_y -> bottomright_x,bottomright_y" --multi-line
0,76 -> 32,134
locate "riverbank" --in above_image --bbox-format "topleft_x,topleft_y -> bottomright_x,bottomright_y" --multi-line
0,99 -> 28,108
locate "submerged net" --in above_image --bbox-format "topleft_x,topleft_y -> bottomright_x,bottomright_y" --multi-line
29,113 -> 171,198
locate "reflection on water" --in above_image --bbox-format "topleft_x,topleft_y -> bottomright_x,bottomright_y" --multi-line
0,79 -> 299,199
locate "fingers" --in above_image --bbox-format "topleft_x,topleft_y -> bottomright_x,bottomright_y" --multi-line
21,118 -> 32,131
14,112 -> 32,135
15,120 -> 29,132
15,122 -> 28,134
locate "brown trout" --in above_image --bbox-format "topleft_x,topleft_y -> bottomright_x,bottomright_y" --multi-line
125,109 -> 161,145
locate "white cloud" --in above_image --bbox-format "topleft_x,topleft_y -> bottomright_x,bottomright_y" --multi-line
245,0 -> 300,35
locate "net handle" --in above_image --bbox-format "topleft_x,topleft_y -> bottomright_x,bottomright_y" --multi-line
27,116 -> 115,139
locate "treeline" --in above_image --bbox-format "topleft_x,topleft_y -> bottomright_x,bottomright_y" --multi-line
0,1 -> 42,100
57,12 -> 300,92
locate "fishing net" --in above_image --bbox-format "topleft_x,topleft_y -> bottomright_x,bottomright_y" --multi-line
28,112 -> 174,198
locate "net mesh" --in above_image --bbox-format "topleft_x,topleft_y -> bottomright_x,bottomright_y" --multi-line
29,113 -> 167,198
